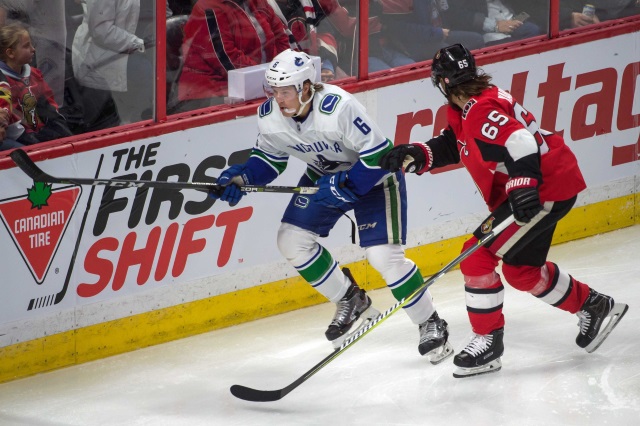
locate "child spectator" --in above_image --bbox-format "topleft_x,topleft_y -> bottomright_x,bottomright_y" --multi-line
0,23 -> 72,143
0,0 -> 67,106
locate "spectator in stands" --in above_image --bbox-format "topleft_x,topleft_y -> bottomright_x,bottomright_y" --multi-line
592,0 -> 639,21
72,0 -> 153,125
270,0 -> 347,82
0,23 -> 72,143
300,0 -> 414,74
177,0 -> 291,110
0,1 -> 67,106
554,0 -> 637,34
167,0 -> 174,17
169,0 -> 196,15
559,0 -> 601,29
506,0 -> 548,33
442,0 -> 542,46
381,0 -> 485,63
568,0 -> 640,26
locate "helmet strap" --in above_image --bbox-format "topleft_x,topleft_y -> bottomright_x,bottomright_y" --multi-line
436,78 -> 449,97
294,84 -> 315,117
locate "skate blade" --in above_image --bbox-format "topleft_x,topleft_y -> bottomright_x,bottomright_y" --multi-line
453,358 -> 502,378
426,341 -> 454,365
330,305 -> 381,349
585,303 -> 629,353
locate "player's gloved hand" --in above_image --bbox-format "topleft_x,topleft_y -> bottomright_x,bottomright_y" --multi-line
506,177 -> 543,225
314,171 -> 358,208
209,165 -> 252,207
379,143 -> 427,173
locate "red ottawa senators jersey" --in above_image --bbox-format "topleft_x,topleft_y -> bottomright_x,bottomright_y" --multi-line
431,86 -> 587,211
2,65 -> 59,134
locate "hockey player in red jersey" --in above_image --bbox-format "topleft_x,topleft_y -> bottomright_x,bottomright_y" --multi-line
379,44 -> 628,378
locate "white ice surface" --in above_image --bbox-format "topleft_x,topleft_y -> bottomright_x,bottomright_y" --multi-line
1,226 -> 639,426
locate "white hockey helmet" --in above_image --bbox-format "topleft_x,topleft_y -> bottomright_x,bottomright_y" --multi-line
265,49 -> 316,93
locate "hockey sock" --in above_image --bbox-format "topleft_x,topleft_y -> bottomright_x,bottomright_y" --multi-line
366,245 -> 433,324
294,244 -> 351,302
464,273 -> 505,335
538,262 -> 591,313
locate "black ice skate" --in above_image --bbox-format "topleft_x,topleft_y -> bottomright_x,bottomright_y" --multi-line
418,311 -> 454,365
576,289 -> 628,353
453,328 -> 504,378
325,268 -> 380,348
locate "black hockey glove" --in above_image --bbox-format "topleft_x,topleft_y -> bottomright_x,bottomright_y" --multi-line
506,177 -> 543,225
379,143 -> 428,173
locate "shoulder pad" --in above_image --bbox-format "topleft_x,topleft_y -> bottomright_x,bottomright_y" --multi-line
258,98 -> 274,118
319,93 -> 342,115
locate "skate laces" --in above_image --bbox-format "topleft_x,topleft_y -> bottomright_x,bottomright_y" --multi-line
419,319 -> 440,343
330,300 -> 353,326
330,289 -> 363,326
463,334 -> 493,356
577,310 -> 591,335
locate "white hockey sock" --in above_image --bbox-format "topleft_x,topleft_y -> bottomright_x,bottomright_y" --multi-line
278,223 -> 350,302
367,244 -> 434,324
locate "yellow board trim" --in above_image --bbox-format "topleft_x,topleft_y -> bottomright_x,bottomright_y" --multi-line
0,195 -> 636,383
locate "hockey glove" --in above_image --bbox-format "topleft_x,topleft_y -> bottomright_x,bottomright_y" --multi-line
314,171 -> 358,209
506,177 -> 543,225
210,165 -> 252,207
379,143 -> 428,173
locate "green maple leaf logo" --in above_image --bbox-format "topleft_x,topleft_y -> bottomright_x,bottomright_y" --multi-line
27,182 -> 52,209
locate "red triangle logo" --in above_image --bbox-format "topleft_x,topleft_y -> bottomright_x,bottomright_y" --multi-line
0,184 -> 81,283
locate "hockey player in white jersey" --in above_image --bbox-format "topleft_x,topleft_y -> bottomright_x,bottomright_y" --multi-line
210,49 -> 453,364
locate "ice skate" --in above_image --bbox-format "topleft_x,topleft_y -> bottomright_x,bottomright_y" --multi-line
418,311 -> 454,364
576,289 -> 628,353
453,328 -> 504,378
326,268 -> 380,349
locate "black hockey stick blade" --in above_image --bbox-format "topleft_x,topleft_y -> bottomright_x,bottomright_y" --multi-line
9,149 -> 318,194
10,148 -> 213,191
230,385 -> 287,402
230,216 -> 516,402
10,148 -> 54,182
231,342 -> 354,402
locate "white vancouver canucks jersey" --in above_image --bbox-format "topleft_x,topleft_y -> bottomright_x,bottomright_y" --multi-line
252,84 -> 392,184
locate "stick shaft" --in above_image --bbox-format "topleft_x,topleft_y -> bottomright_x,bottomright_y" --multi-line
230,215 -> 516,402
9,149 -> 318,194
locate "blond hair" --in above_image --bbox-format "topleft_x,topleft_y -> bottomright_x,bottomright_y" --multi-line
0,23 -> 30,62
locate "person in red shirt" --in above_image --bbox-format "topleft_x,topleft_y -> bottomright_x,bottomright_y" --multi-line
270,0 -> 343,81
379,44 -> 628,378
178,0 -> 292,109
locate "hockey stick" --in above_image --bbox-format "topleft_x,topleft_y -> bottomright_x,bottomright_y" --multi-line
9,149 -> 319,195
230,215 -> 516,402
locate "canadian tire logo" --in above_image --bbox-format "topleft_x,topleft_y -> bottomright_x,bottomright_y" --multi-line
0,183 -> 81,283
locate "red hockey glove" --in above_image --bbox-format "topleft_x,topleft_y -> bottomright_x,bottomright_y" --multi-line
506,177 -> 543,225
